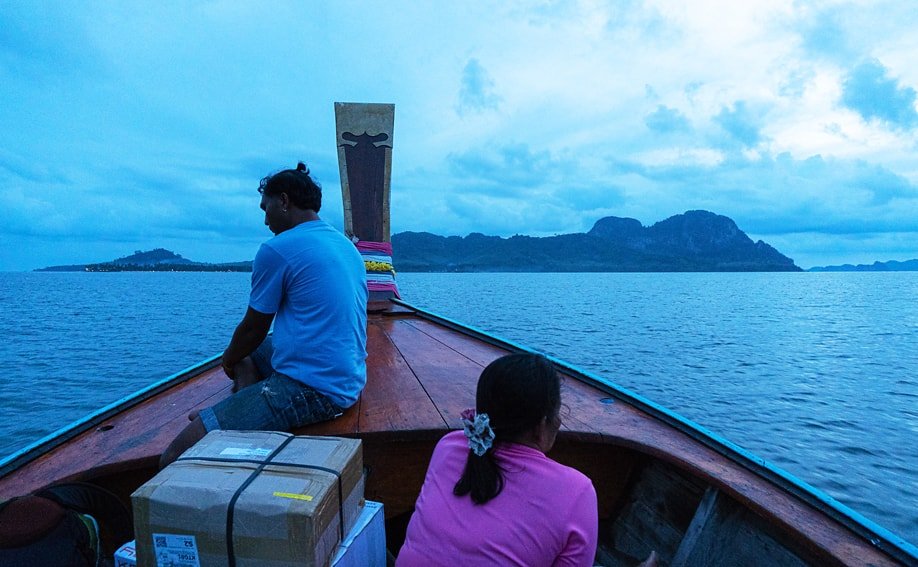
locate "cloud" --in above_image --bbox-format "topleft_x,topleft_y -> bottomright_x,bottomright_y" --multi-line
0,154 -> 275,246
457,58 -> 501,115
612,151 -> 918,237
601,1 -> 673,42
644,105 -> 690,134
765,231 -> 918,269
713,101 -> 763,149
0,4 -> 97,76
445,193 -> 574,237
3,2 -> 918,270
841,59 -> 918,130
684,81 -> 703,102
446,143 -> 569,196
794,3 -> 918,68
797,6 -> 853,62
394,141 -> 625,238
778,67 -> 814,99
849,162 -> 916,206
0,149 -> 65,183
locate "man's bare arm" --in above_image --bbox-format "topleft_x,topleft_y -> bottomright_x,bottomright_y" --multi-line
221,306 -> 274,378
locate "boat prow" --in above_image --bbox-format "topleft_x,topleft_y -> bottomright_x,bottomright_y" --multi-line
1,103 -> 915,566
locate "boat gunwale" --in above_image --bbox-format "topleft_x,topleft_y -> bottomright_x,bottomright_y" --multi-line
0,354 -> 222,478
392,298 -> 918,565
2,299 -> 914,564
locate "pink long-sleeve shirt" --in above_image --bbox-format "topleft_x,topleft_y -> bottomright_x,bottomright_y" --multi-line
397,431 -> 598,567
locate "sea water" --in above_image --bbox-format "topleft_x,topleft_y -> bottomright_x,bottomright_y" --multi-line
0,271 -> 915,545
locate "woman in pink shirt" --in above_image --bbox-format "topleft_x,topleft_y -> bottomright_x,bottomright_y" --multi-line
396,353 -> 599,567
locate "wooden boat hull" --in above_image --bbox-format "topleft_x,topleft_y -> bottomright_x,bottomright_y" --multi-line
3,103 -> 914,566
1,301 -> 914,566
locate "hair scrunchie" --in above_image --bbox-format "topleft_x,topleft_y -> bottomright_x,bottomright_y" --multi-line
460,408 -> 495,457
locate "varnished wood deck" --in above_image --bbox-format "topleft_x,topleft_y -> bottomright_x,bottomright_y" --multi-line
0,303 -> 903,566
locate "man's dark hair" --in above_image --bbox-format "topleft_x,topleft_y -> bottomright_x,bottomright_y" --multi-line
454,353 -> 561,504
258,162 -> 322,212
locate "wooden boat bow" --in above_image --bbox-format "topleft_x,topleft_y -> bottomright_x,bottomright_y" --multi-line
1,103 -> 915,566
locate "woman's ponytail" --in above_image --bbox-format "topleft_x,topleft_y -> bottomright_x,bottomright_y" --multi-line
453,354 -> 560,505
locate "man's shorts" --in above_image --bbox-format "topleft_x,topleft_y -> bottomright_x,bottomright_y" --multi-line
199,337 -> 343,432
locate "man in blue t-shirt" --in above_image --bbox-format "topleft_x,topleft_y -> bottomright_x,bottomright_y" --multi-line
160,162 -> 368,467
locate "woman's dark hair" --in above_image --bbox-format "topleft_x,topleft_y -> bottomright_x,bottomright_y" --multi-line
258,162 -> 322,212
454,353 -> 561,505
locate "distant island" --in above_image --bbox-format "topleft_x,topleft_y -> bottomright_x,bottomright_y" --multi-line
808,259 -> 918,272
37,210 -> 804,273
393,210 -> 801,272
36,249 -> 252,272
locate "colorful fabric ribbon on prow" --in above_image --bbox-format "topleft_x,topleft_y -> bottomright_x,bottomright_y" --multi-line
355,240 -> 401,298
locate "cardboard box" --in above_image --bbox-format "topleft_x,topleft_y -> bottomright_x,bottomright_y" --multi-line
114,540 -> 137,567
133,431 -> 364,567
331,501 -> 386,567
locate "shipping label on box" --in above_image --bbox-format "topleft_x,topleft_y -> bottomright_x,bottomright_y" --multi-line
133,431 -> 364,567
114,540 -> 137,567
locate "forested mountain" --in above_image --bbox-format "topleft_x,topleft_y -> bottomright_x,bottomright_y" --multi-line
392,210 -> 800,272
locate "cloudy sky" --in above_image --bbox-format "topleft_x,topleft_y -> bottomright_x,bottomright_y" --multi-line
2,1 -> 918,271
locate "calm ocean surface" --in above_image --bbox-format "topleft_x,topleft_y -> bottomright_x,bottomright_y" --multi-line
0,271 -> 915,544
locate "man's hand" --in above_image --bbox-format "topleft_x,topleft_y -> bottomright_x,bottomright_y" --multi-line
228,358 -> 262,393
222,307 -> 273,380
221,357 -> 236,380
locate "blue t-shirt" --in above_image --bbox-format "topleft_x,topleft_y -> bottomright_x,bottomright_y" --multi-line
249,220 -> 368,408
